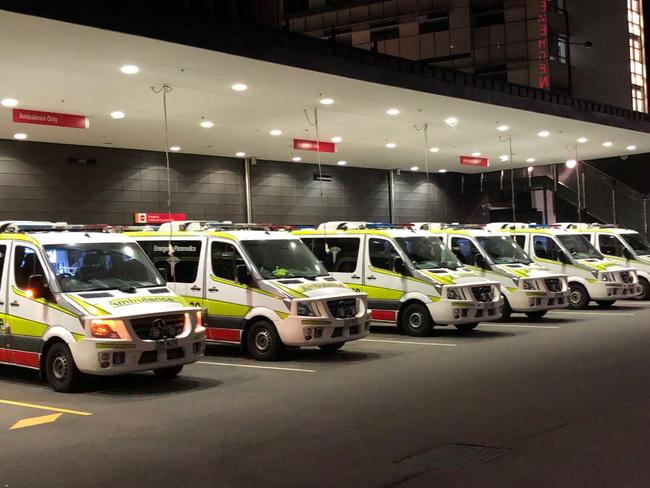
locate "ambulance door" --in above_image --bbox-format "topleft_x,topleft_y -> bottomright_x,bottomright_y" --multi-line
138,237 -> 206,308
449,236 -> 487,273
365,237 -> 406,322
0,242 -> 9,358
206,238 -> 254,343
531,235 -> 564,272
302,236 -> 364,292
596,234 -> 628,261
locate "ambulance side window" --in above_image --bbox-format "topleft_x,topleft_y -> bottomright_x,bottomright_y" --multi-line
368,238 -> 400,272
450,237 -> 482,266
0,245 -> 5,282
514,235 -> 526,249
304,238 -> 360,273
211,242 -> 246,282
14,246 -> 46,290
533,236 -> 561,261
138,240 -> 202,283
598,234 -> 625,257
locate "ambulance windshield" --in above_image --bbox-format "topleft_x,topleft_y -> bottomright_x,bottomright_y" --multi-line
476,236 -> 532,265
45,243 -> 164,292
241,239 -> 329,280
621,233 -> 650,256
395,236 -> 461,270
557,234 -> 603,260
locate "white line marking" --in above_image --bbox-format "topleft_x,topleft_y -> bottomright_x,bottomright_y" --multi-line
197,361 -> 316,373
481,323 -> 560,329
360,338 -> 457,347
548,311 -> 635,316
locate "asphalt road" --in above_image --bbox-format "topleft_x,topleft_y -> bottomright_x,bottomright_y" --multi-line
2,303 -> 650,487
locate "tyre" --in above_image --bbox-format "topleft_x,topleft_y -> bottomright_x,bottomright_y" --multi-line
499,297 -> 512,321
525,311 -> 548,320
454,323 -> 478,332
400,303 -> 433,337
153,365 -> 184,378
247,321 -> 283,361
596,300 -> 616,308
319,342 -> 345,352
568,283 -> 590,309
637,277 -> 649,300
45,342 -> 83,393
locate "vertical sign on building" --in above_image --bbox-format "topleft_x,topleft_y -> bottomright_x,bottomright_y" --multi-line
537,0 -> 550,90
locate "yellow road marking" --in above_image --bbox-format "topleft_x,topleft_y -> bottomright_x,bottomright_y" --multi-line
197,361 -> 316,373
10,413 -> 62,430
0,399 -> 92,416
360,338 -> 457,347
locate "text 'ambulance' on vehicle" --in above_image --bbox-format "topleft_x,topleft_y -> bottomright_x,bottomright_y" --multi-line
414,223 -> 569,320
128,222 -> 370,360
294,222 -> 502,336
0,222 -> 205,392
488,223 -> 640,309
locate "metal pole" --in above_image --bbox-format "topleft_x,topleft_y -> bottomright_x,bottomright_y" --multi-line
388,170 -> 395,224
244,158 -> 253,223
576,162 -> 582,224
611,187 -> 617,225
543,189 -> 548,224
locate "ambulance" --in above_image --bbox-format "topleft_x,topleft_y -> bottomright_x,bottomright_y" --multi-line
128,222 -> 369,360
488,223 -> 639,309
0,222 -> 205,392
560,223 -> 650,299
413,223 -> 569,320
295,222 -> 502,336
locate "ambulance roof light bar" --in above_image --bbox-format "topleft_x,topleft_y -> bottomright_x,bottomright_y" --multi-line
0,222 -> 113,233
317,221 -> 414,231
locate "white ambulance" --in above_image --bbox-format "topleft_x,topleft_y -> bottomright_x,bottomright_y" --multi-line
488,223 -> 639,309
0,222 -> 205,392
560,223 -> 650,299
295,222 -> 502,336
129,222 -> 369,360
413,223 -> 569,320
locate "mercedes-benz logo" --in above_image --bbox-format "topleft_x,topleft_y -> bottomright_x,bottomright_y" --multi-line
150,318 -> 167,340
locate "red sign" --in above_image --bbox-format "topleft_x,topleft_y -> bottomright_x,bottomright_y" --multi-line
134,213 -> 186,224
460,156 -> 489,167
12,109 -> 89,129
537,0 -> 550,89
293,139 -> 336,153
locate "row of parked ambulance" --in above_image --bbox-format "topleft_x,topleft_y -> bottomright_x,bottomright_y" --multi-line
0,220 -> 646,392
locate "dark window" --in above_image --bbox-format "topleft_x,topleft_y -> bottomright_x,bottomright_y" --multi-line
211,242 -> 246,282
450,237 -> 483,266
514,235 -> 526,249
474,64 -> 508,82
138,240 -> 202,284
370,27 -> 400,43
14,246 -> 46,290
532,235 -> 562,261
283,0 -> 309,15
418,11 -> 449,34
303,238 -> 360,273
471,1 -> 505,28
0,245 -> 5,282
598,235 -> 626,258
368,238 -> 401,272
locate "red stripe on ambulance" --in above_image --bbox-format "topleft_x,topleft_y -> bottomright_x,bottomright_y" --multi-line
371,310 -> 397,322
205,328 -> 241,342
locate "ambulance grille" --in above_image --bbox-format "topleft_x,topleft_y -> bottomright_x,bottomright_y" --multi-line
545,278 -> 562,292
130,314 -> 185,340
471,286 -> 494,302
621,271 -> 633,283
327,298 -> 357,318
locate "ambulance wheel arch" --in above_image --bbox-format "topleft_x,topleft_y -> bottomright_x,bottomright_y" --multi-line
397,297 -> 435,336
242,317 -> 283,360
636,273 -> 650,299
241,308 -> 286,357
39,326 -> 82,380
567,278 -> 592,309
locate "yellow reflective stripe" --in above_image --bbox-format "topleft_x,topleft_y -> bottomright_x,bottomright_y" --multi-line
95,342 -> 137,349
207,231 -> 237,240
0,233 -> 41,245
73,333 -> 85,342
202,298 -> 251,317
67,295 -> 110,316
301,319 -> 329,325
352,284 -> 404,300
421,270 -> 454,285
272,282 -> 306,298
12,287 -> 78,317
209,275 -> 278,298
2,314 -> 48,337
369,266 -> 432,286
276,311 -> 290,320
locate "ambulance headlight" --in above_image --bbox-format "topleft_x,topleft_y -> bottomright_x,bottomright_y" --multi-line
522,280 -> 537,290
89,319 -> 124,339
185,311 -> 204,332
446,288 -> 463,300
297,302 -> 317,317
601,272 -> 613,282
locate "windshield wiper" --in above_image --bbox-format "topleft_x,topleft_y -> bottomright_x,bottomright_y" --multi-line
119,286 -> 138,294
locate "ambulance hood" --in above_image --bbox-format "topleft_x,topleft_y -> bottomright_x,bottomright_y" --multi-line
492,262 -> 560,279
574,257 -> 631,272
63,287 -> 189,317
417,267 -> 492,286
265,277 -> 359,299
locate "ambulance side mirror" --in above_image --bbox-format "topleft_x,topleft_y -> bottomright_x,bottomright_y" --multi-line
623,248 -> 634,260
157,267 -> 169,281
236,264 -> 252,286
27,274 -> 49,300
475,254 -> 489,270
392,257 -> 407,276
559,251 -> 571,265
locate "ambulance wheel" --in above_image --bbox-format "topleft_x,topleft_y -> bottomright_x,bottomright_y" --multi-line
596,300 -> 615,308
319,342 -> 345,352
400,303 -> 433,337
568,283 -> 590,309
499,298 -> 512,320
525,311 -> 548,320
153,365 -> 184,378
45,343 -> 83,393
637,277 -> 650,300
454,323 -> 478,332
247,321 -> 283,361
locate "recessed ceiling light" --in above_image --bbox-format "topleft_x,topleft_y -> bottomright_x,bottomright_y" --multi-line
527,166 -> 534,173
565,159 -> 577,168
497,125 -> 509,132
200,120 -> 214,128
429,147 -> 440,153
270,129 -> 283,136
110,111 -> 125,119
337,160 -> 347,166
627,145 -> 637,151
320,98 -> 334,105
410,166 -> 419,171
235,152 -> 246,157
526,158 -> 536,163
471,152 -> 481,157
577,137 -> 588,143
232,83 -> 248,92
292,156 -> 302,162
386,108 -> 400,116
1,98 -> 18,107
602,141 -> 613,147
169,146 -> 181,152
120,65 -> 139,74
438,169 -> 447,173
445,117 -> 459,127
331,136 -> 342,143
537,130 -> 550,138
386,142 -> 396,149
500,155 -> 509,161
13,133 -> 27,140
